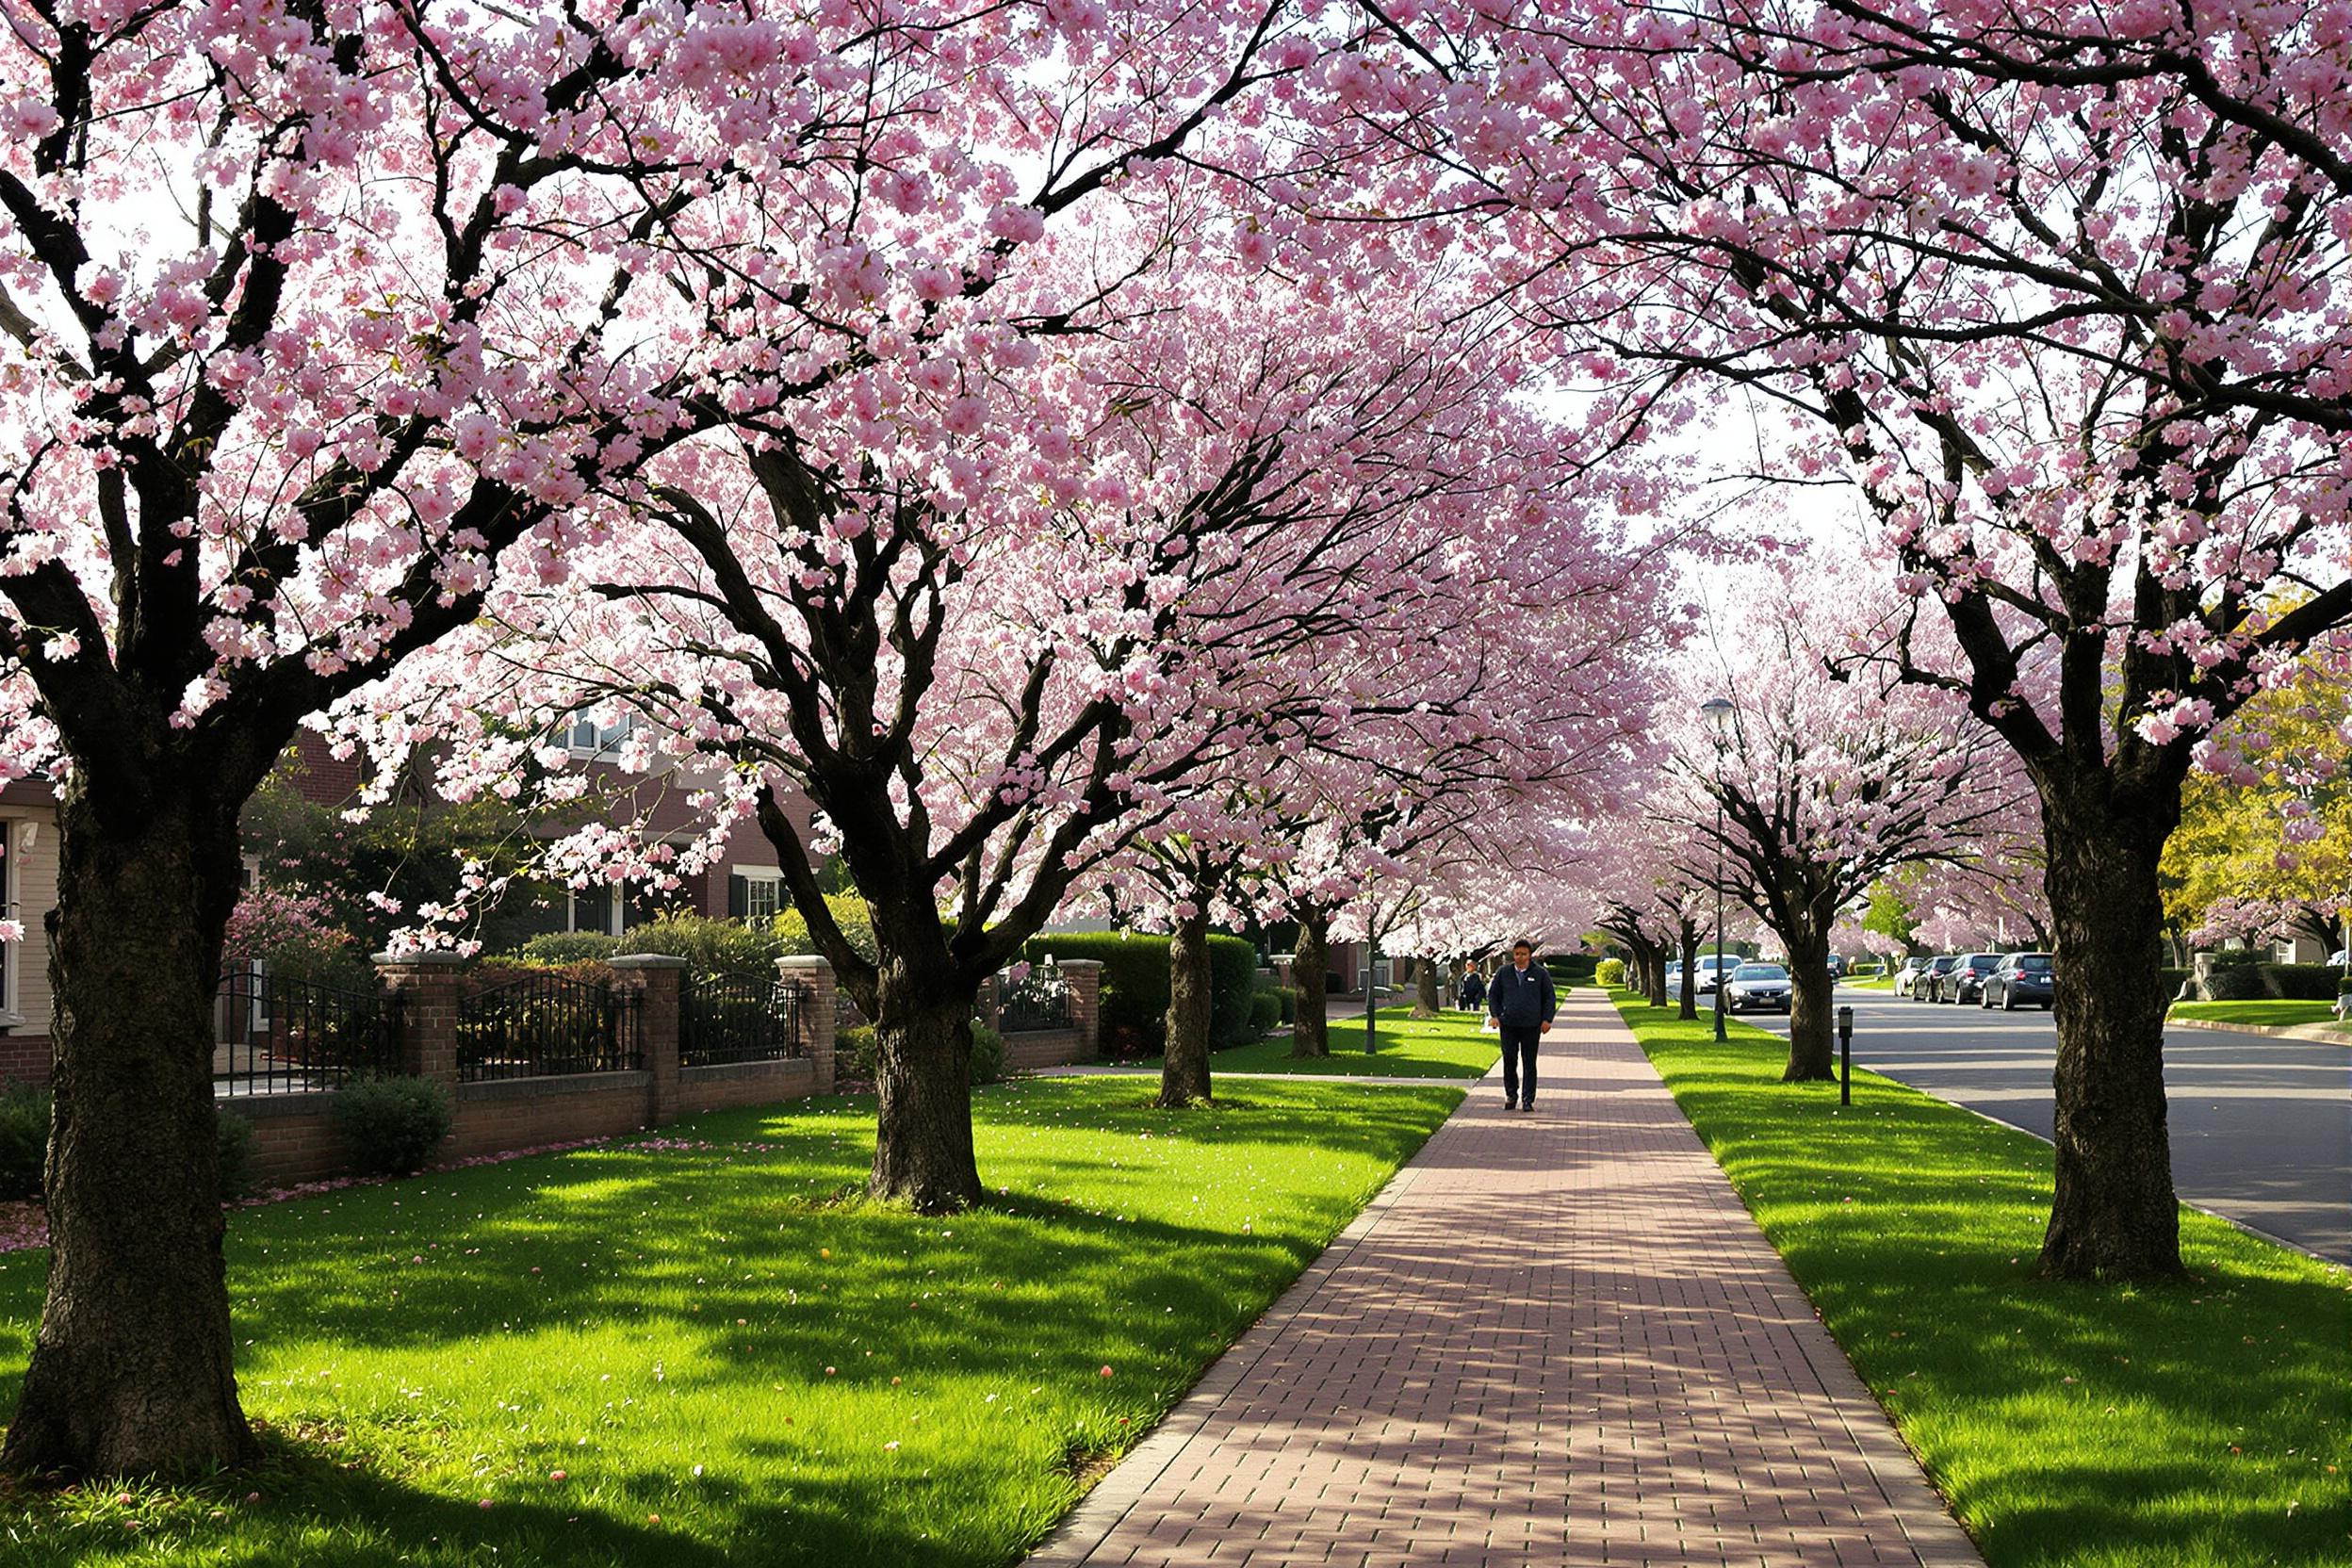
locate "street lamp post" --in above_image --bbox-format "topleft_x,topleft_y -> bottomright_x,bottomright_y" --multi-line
1700,696 -> 1736,1042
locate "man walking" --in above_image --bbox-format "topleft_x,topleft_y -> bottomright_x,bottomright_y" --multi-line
1485,939 -> 1557,1112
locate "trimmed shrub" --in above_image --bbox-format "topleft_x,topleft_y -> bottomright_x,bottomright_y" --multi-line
2262,963 -> 2344,1001
2203,961 -> 2267,1000
608,911 -> 785,973
0,1083 -> 45,1201
1595,957 -> 1626,987
1208,936 -> 1258,1048
2158,966 -> 2192,1000
1277,987 -> 1297,1025
1249,989 -> 1281,1037
1021,932 -> 1260,1054
516,930 -> 623,965
836,1024 -> 878,1081
334,1075 -> 454,1177
773,894 -> 879,966
216,1110 -> 257,1201
1547,954 -> 1599,983
969,1023 -> 1005,1086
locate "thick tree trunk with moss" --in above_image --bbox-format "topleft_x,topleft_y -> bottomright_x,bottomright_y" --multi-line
2038,792 -> 2183,1280
2,781 -> 257,1478
1159,908 -> 1214,1105
1410,956 -> 1440,1019
1289,908 -> 1331,1058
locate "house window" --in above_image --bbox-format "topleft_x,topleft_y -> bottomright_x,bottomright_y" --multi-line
728,867 -> 784,923
568,884 -> 624,937
563,711 -> 640,759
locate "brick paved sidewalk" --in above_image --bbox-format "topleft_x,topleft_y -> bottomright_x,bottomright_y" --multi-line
1028,988 -> 1983,1568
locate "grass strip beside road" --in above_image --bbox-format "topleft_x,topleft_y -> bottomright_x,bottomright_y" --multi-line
1197,1004 -> 1503,1079
1843,975 -> 1896,991
2167,998 -> 2349,1034
1610,989 -> 2351,1568
0,1076 -> 1460,1568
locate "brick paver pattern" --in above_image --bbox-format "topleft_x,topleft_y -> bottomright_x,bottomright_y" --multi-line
1029,989 -> 1984,1568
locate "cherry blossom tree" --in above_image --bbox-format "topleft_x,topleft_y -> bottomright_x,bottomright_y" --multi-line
0,0 -> 852,1474
0,0 -> 1387,1475
1339,0 -> 2352,1278
1661,579 -> 2018,1079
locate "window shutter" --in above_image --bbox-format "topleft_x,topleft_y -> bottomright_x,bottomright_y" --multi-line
727,874 -> 747,920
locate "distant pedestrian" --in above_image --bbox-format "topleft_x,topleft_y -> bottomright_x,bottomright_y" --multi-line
1456,960 -> 1486,1012
1484,939 -> 1557,1112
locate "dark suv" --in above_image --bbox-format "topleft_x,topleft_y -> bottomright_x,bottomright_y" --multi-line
1941,953 -> 2003,1005
1983,953 -> 2055,1011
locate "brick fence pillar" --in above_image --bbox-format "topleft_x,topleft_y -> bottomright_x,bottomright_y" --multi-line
375,951 -> 466,1099
1060,959 -> 1102,1062
776,956 -> 838,1094
612,954 -> 686,1128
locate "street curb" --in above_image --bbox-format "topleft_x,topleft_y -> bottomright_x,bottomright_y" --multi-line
2163,1013 -> 2352,1048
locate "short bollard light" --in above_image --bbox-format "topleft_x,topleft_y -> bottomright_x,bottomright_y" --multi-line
1837,1005 -> 1854,1107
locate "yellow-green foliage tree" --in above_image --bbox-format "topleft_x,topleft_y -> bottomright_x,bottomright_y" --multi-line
2162,667 -> 2352,952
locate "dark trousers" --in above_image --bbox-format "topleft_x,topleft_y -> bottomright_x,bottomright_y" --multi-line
1497,1024 -> 1541,1105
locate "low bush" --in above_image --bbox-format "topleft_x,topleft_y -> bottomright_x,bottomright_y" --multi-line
516,930 -> 623,965
1249,989 -> 1282,1037
2262,962 -> 2343,1001
611,912 -> 785,973
215,1110 -> 256,1201
772,893 -> 879,966
2203,961 -> 2267,1001
1277,986 -> 1297,1025
1022,931 -> 1260,1054
836,1024 -> 878,1082
1595,957 -> 1626,987
2159,966 -> 2193,999
334,1075 -> 454,1177
0,1083 -> 45,1200
969,1023 -> 1005,1086
1547,953 -> 1599,983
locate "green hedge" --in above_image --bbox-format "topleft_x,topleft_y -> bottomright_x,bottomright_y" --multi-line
2159,966 -> 2192,999
1595,957 -> 1626,987
1023,932 -> 1259,1054
2201,959 -> 2341,1001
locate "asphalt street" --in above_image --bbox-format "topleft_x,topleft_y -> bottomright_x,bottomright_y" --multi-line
1732,988 -> 2352,1265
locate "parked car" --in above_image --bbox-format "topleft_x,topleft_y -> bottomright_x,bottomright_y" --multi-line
1825,954 -> 1847,980
1663,962 -> 1683,993
1892,956 -> 1928,996
1723,962 -> 1793,1014
1940,953 -> 2003,1004
1982,952 -> 2054,1010
1692,955 -> 1735,993
1913,955 -> 1960,1000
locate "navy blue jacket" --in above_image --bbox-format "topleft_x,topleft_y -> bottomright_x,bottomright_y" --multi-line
1487,962 -> 1556,1029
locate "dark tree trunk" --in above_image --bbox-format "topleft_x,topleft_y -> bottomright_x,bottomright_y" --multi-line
2039,796 -> 2184,1280
1782,920 -> 1837,1082
1677,919 -> 1698,1021
1410,956 -> 1440,1020
1644,946 -> 1667,1008
1159,908 -> 1214,1105
1289,909 -> 1331,1058
3,784 -> 257,1478
868,970 -> 984,1213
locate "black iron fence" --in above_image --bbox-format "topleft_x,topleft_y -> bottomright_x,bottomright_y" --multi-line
682,970 -> 807,1067
998,967 -> 1073,1033
214,964 -> 401,1096
458,972 -> 640,1083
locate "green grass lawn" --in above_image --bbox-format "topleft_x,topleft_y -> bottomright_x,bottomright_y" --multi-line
2167,998 -> 2349,1034
1844,975 -> 1896,991
0,1076 -> 1459,1567
1194,1005 -> 1502,1078
1609,990 -> 2350,1567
